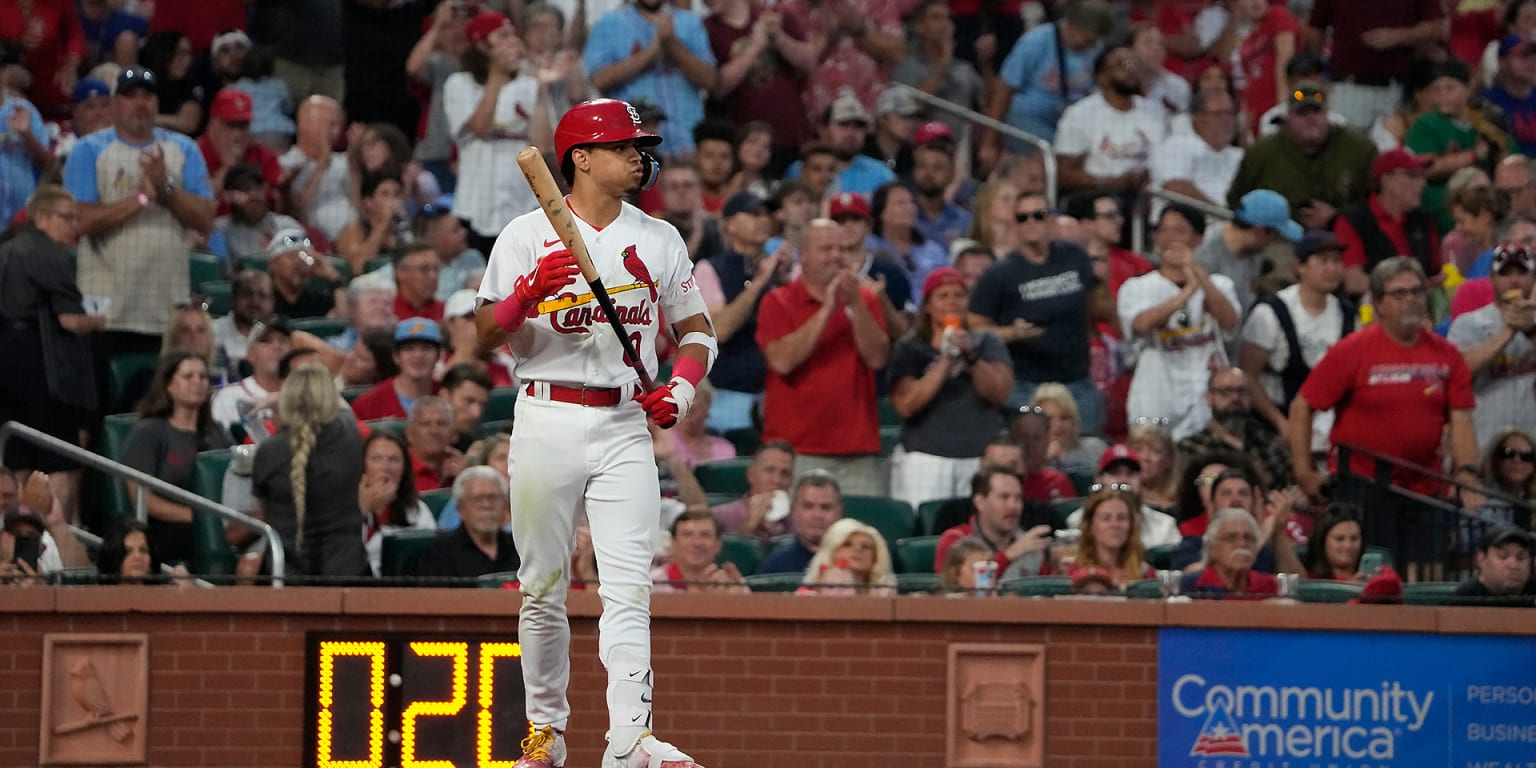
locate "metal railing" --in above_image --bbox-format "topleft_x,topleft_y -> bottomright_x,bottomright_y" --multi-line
0,421 -> 286,586
1131,186 -> 1235,255
889,83 -> 1058,208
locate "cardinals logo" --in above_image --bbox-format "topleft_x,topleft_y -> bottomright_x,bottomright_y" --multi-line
621,244 -> 658,303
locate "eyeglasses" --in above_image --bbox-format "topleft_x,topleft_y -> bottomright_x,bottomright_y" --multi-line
1017,405 -> 1047,416
275,234 -> 318,267
1195,475 -> 1218,487
1381,286 -> 1428,302
1290,89 -> 1326,106
1090,482 -> 1135,493
1501,447 -> 1536,463
461,493 -> 505,505
1133,416 -> 1171,427
1015,210 -> 1051,223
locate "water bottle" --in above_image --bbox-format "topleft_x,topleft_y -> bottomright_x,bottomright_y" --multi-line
940,315 -> 963,358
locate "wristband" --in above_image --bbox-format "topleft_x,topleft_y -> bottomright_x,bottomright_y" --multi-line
672,354 -> 706,388
136,191 -> 151,208
492,295 -> 532,333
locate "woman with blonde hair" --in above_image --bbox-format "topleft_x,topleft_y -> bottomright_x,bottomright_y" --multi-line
1070,488 -> 1153,588
1127,421 -> 1180,510
251,363 -> 369,578
799,518 -> 897,596
967,179 -> 1020,259
1031,382 -> 1107,478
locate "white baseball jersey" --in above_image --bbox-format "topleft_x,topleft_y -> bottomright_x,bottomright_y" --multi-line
477,200 -> 709,388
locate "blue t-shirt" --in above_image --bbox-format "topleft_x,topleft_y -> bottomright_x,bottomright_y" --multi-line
0,97 -> 47,223
583,6 -> 715,155
998,23 -> 1101,143
783,154 -> 897,197
79,10 -> 148,64
1483,84 -> 1536,156
62,127 -> 214,203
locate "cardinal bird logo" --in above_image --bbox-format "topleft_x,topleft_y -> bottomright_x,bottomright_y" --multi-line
56,659 -> 137,744
621,244 -> 657,303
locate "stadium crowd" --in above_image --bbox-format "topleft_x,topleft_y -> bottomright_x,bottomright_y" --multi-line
0,0 -> 1534,605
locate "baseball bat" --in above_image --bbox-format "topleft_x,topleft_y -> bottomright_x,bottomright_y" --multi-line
517,146 -> 656,393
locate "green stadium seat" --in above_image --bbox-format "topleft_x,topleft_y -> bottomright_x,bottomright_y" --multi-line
1125,578 -> 1163,599
745,572 -> 804,593
716,534 -> 763,576
694,458 -> 752,495
766,533 -> 796,553
328,255 -> 352,281
1049,497 -> 1082,529
877,397 -> 902,427
722,427 -> 761,457
477,419 -> 515,438
895,535 -> 940,574
365,418 -> 408,436
842,495 -> 915,554
99,413 -> 140,524
1067,470 -> 1096,497
1296,579 -> 1363,604
1361,545 -> 1394,572
420,488 -> 454,521
915,497 -> 964,536
342,385 -> 372,404
291,317 -> 348,339
364,255 -> 392,274
1145,543 -> 1180,571
199,280 -> 231,316
1403,581 -> 1460,606
897,572 -> 941,594
191,450 -> 237,578
49,567 -> 101,585
878,425 -> 901,457
381,529 -> 440,579
1000,575 -> 1073,597
107,352 -> 159,414
477,571 -> 519,589
235,252 -> 270,273
188,250 -> 223,292
483,387 -> 519,422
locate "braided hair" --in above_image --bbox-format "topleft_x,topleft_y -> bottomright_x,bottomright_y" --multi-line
277,364 -> 339,545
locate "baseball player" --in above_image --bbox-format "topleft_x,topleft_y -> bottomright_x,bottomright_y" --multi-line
475,98 -> 716,768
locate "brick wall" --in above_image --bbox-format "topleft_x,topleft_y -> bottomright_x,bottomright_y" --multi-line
1,588 -> 1529,768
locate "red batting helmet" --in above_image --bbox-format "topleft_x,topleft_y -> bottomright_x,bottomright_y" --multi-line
554,99 -> 662,166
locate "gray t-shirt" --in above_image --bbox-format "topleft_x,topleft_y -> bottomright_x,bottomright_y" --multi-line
1446,302 -> 1536,446
413,52 -> 461,164
1195,225 -> 1262,316
889,51 -> 982,140
251,416 -> 365,548
121,417 -> 232,563
886,330 -> 1010,458
214,212 -> 306,263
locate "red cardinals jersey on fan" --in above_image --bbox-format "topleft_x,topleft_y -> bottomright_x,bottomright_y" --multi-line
476,200 -> 705,387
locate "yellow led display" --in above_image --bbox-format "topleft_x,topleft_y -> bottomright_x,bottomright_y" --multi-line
476,643 -> 522,768
315,641 -> 386,768
401,642 -> 469,768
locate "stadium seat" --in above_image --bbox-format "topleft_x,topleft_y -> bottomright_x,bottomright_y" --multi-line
1067,470 -> 1096,497
365,418 -> 408,436
188,250 -> 222,292
915,497 -> 964,536
107,352 -> 159,414
420,489 -> 454,521
191,450 -> 237,578
895,535 -> 940,574
1125,578 -> 1163,599
878,425 -> 901,457
877,397 -> 902,427
235,252 -> 270,273
745,572 -> 803,593
477,419 -> 515,438
1000,575 -> 1073,597
897,572 -> 941,594
1049,497 -> 1082,529
1403,581 -> 1460,606
99,413 -> 140,524
483,387 -> 519,422
843,495 -> 915,553
694,458 -> 752,495
342,385 -> 372,404
199,280 -> 231,316
722,427 -> 761,457
1145,543 -> 1180,571
716,534 -> 763,576
327,256 -> 352,281
291,317 -> 348,339
50,567 -> 100,585
1296,579 -> 1363,603
381,529 -> 439,579
477,571 -> 518,589
1361,545 -> 1394,572
364,255 -> 392,274
766,533 -> 796,554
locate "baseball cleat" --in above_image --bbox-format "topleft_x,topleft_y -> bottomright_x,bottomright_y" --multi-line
602,732 -> 704,768
515,725 -> 567,768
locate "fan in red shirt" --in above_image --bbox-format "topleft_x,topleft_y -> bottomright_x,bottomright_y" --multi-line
198,88 -> 282,215
352,317 -> 443,421
1008,407 -> 1078,501
1178,508 -> 1280,600
1290,256 -> 1477,576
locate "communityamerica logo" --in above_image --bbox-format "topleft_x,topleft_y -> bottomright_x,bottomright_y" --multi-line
1171,674 -> 1436,763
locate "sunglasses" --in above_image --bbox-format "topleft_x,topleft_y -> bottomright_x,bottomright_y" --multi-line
1015,210 -> 1051,223
1090,482 -> 1136,493
274,234 -> 318,266
1501,447 -> 1536,462
1493,243 -> 1535,273
1290,90 -> 1326,105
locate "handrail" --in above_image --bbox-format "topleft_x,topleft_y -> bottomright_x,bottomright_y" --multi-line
889,83 -> 1058,209
1334,442 -> 1535,525
0,421 -> 287,586
1131,186 -> 1235,255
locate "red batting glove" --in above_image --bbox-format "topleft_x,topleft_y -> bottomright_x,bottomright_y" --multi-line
493,249 -> 580,332
638,357 -> 704,429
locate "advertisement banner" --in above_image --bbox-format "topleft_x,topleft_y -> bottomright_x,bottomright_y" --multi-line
1159,628 -> 1536,767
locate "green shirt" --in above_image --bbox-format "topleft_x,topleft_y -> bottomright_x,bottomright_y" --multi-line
1227,126 -> 1378,213
1405,111 -> 1477,235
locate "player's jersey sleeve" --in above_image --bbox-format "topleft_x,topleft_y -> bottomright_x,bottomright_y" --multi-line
656,224 -> 709,321
477,215 -> 538,304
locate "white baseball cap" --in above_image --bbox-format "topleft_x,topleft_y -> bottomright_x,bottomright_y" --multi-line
444,289 -> 478,319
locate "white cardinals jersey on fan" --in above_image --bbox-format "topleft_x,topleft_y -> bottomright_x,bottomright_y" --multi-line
477,200 -> 707,388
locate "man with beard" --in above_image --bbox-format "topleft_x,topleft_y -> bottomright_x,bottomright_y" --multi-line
1448,242 -> 1536,446
785,90 -> 896,197
1177,368 -> 1295,491
1054,43 -> 1164,197
211,164 -> 304,262
1291,257 -> 1477,575
910,125 -> 971,251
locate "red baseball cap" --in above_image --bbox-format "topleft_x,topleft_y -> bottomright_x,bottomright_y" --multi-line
828,192 -> 870,220
1372,148 -> 1430,181
210,88 -> 253,123
913,121 -> 954,147
921,267 -> 965,298
1098,444 -> 1141,473
466,11 -> 510,47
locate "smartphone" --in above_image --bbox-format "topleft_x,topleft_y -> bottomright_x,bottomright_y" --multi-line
13,535 -> 40,572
